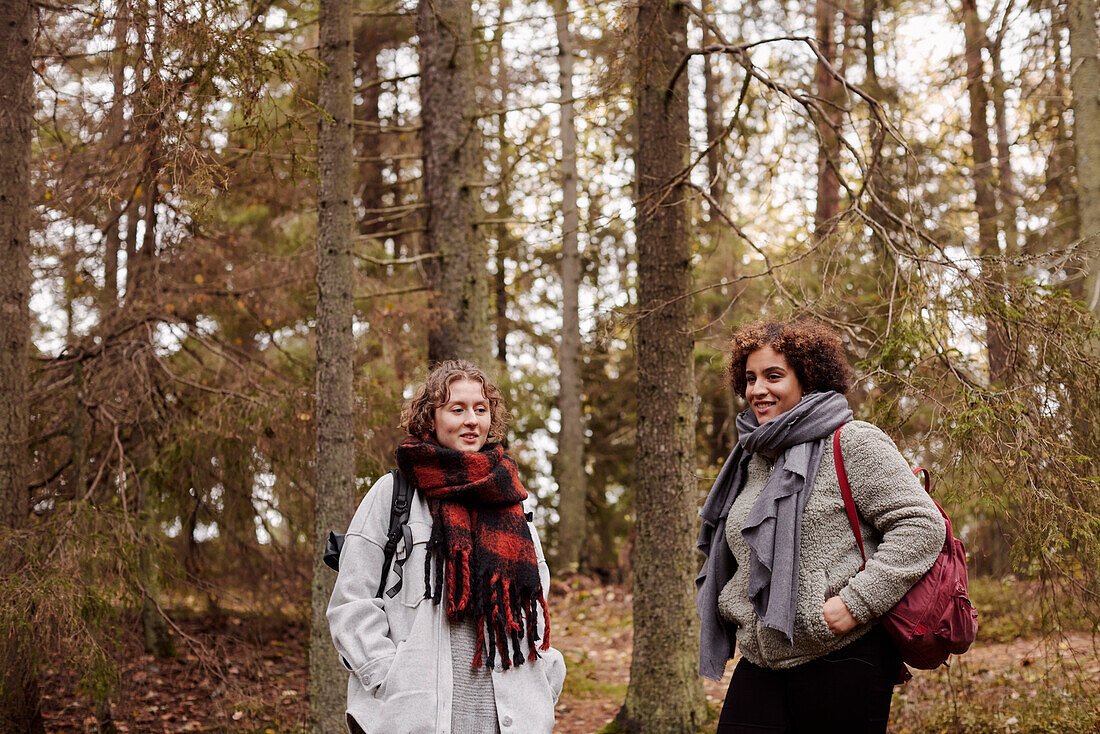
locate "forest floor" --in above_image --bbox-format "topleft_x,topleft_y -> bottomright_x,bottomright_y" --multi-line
41,577 -> 1099,733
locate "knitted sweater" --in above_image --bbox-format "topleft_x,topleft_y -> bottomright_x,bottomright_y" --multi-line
717,421 -> 944,669
451,620 -> 500,734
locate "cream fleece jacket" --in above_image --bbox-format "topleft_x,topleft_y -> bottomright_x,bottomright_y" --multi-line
718,421 -> 944,669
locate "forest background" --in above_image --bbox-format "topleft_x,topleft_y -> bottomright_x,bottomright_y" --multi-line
0,0 -> 1099,731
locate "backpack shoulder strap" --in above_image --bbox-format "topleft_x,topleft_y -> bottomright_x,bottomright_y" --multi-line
833,425 -> 867,569
376,469 -> 413,598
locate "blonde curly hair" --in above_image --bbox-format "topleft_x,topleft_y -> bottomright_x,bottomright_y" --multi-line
400,360 -> 510,442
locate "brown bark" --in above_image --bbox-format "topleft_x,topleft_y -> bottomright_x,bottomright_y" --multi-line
617,0 -> 706,730
961,0 -> 1009,381
125,200 -> 140,300
354,9 -> 411,235
1044,24 -> 1078,263
101,0 -> 136,312
129,0 -> 162,305
1067,0 -> 1100,314
138,503 -> 177,659
135,152 -> 159,299
0,0 -> 30,535
493,0 -> 512,365
553,0 -> 587,571
418,0 -> 489,364
703,20 -> 723,210
122,0 -> 147,303
102,2 -> 131,309
312,0 -> 356,729
863,0 -> 879,87
990,35 -> 1020,258
355,29 -> 384,233
840,0 -> 857,74
701,14 -> 736,462
814,0 -> 842,241
0,0 -> 44,730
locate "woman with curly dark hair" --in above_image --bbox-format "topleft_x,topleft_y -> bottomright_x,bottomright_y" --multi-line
328,360 -> 566,734
696,321 -> 943,733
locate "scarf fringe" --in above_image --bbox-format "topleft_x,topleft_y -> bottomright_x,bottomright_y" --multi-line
458,573 -> 551,670
444,548 -> 471,617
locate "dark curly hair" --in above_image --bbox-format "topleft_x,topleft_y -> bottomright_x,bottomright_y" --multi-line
400,360 -> 510,442
726,320 -> 851,398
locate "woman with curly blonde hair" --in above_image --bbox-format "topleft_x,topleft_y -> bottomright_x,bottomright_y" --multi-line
328,360 -> 566,734
697,321 -> 944,732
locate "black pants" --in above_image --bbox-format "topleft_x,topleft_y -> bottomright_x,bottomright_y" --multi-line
716,627 -> 901,734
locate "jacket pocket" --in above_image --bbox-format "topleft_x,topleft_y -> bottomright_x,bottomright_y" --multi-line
375,608 -> 438,732
540,646 -> 567,703
797,570 -> 835,647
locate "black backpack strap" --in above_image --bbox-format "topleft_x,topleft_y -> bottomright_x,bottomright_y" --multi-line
377,469 -> 413,598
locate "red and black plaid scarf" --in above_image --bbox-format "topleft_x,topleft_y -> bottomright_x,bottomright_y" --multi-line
395,437 -> 550,669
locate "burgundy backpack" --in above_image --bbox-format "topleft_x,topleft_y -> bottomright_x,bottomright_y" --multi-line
833,426 -> 978,674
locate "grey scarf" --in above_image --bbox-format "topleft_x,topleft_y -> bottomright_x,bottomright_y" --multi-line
696,391 -> 852,680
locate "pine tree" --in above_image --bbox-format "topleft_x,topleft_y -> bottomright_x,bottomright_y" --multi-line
553,0 -> 587,572
418,0 -> 490,364
961,0 -> 1009,380
1067,0 -> 1100,314
312,0 -> 356,728
0,0 -> 44,730
617,0 -> 707,730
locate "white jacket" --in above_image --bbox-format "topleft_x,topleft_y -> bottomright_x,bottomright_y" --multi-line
327,472 -> 567,734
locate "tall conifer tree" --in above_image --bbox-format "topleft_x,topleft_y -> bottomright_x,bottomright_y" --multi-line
418,0 -> 490,363
0,0 -> 43,730
618,0 -> 707,730
312,0 -> 356,728
1067,0 -> 1100,314
554,0 -> 587,571
961,0 -> 1010,381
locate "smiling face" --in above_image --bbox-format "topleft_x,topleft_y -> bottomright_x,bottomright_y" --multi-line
744,346 -> 804,424
432,378 -> 491,452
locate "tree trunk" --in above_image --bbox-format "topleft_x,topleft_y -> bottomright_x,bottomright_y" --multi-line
553,0 -> 587,572
495,238 -> 509,364
355,29 -> 384,236
701,15 -> 737,462
138,499 -> 177,660
840,0 -> 857,74
312,0 -> 356,729
0,1 -> 44,730
101,0 -> 131,311
1067,0 -> 1100,314
124,201 -> 139,301
418,0 -> 489,364
1046,23 -> 1079,262
703,19 -> 723,212
122,2 -> 146,303
493,0 -> 512,365
863,0 -> 879,88
990,38 -> 1020,258
129,0 -> 161,305
617,0 -> 707,730
814,0 -> 842,241
961,0 -> 1009,381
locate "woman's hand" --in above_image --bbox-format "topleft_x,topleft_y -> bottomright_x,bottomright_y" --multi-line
822,596 -> 857,635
